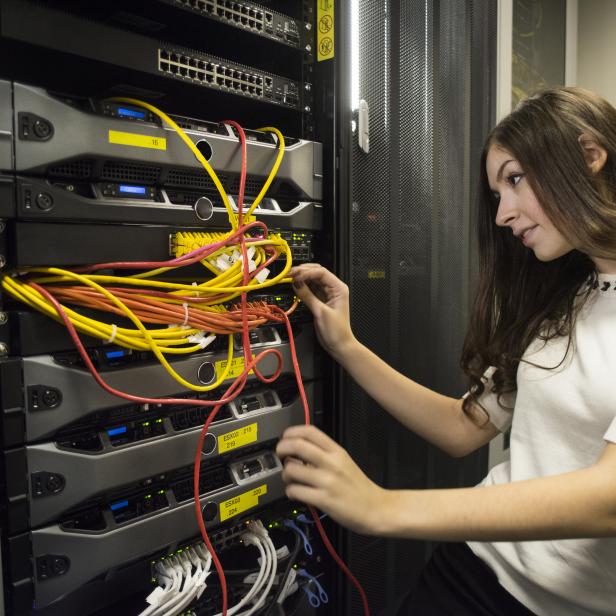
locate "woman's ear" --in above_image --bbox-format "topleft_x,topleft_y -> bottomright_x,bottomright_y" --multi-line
578,133 -> 608,174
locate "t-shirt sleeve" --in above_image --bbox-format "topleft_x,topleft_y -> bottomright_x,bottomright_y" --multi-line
603,417 -> 616,443
462,366 -> 515,433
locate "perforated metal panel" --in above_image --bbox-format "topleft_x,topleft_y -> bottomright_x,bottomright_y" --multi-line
341,1 -> 496,614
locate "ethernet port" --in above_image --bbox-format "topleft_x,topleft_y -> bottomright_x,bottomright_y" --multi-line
241,6 -> 248,14
160,50 -> 170,60
225,78 -> 232,87
197,71 -> 205,81
217,66 -> 224,74
216,77 -> 224,85
198,60 -> 206,69
179,67 -> 188,77
182,56 -> 191,65
256,88 -> 262,96
170,64 -> 179,74
256,11 -> 263,19
189,69 -> 197,78
248,86 -> 255,95
265,77 -> 272,87
265,12 -> 273,22
160,62 -> 170,72
256,22 -> 263,31
217,8 -> 224,16
206,74 -> 214,83
207,63 -> 215,71
233,70 -> 240,79
248,19 -> 256,28
189,58 -> 197,67
170,53 -> 179,62
257,77 -> 263,85
240,83 -> 248,92
241,16 -> 247,25
225,11 -> 232,19
248,9 -> 255,17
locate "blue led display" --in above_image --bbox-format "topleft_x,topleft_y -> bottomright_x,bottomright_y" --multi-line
119,185 -> 147,195
117,107 -> 146,119
105,350 -> 126,359
110,500 -> 129,511
107,426 -> 127,437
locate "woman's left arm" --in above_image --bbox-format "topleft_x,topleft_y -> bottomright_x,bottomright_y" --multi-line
276,425 -> 616,540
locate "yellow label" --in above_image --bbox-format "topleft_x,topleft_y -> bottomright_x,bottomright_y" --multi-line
218,423 -> 258,453
368,270 -> 386,279
108,130 -> 167,150
215,355 -> 254,380
317,0 -> 334,62
220,484 -> 267,521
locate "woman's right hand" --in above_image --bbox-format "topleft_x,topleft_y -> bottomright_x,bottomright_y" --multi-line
290,263 -> 357,359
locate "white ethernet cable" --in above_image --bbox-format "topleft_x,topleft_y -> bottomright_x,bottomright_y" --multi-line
212,530 -> 270,616
236,521 -> 278,616
138,556 -> 182,616
159,545 -> 212,616
155,550 -> 196,616
139,545 -> 212,616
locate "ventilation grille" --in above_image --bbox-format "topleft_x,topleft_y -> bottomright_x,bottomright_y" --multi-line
167,169 -> 225,189
101,161 -> 161,184
47,159 -> 94,178
227,176 -> 269,196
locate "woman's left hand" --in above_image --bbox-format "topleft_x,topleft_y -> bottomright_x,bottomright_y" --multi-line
276,424 -> 389,535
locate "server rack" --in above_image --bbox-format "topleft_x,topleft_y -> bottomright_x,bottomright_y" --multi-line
0,1 -> 341,614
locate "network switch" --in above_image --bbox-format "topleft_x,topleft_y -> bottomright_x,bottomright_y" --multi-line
159,0 -> 310,50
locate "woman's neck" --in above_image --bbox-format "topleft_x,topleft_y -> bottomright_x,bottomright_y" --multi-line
591,256 -> 616,275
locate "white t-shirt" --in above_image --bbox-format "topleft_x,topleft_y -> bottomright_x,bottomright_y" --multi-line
468,273 -> 616,616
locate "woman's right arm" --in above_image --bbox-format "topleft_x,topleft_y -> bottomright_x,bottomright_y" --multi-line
290,264 -> 499,458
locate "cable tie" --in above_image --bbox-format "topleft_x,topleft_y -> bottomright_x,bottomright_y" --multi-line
216,256 -> 231,271
191,281 -> 200,298
107,324 -> 118,344
182,302 -> 189,326
255,267 -> 270,284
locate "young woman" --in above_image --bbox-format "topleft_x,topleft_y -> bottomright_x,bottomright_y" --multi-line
275,87 -> 616,616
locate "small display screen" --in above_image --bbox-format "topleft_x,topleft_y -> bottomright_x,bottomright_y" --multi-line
107,426 -> 127,437
110,500 -> 129,511
119,185 -> 147,195
117,107 -> 146,119
105,350 -> 126,359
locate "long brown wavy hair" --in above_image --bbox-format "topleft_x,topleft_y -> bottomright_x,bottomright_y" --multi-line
461,87 -> 616,421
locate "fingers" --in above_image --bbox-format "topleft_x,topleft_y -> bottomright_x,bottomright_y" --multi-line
290,263 -> 345,290
278,424 -> 338,454
276,433 -> 329,467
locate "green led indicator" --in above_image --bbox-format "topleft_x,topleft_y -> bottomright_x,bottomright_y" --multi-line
145,494 -> 152,499
158,489 -> 165,495
143,421 -> 150,426
156,418 -> 163,423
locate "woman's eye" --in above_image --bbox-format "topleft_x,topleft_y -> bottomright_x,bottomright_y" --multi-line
507,173 -> 523,186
